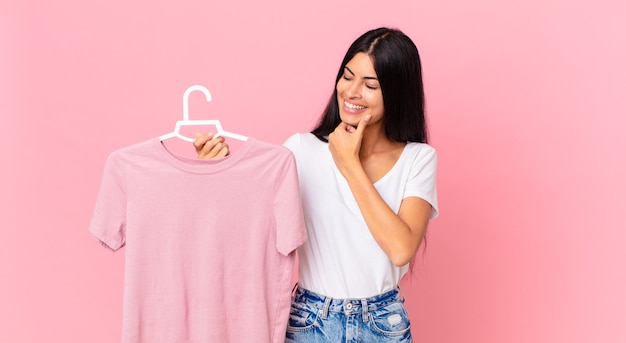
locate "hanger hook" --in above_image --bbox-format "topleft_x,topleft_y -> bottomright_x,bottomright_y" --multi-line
183,85 -> 212,121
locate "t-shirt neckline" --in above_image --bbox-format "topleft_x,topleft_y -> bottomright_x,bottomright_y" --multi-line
151,137 -> 255,174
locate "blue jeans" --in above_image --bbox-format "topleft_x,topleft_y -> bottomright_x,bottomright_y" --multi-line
285,286 -> 412,342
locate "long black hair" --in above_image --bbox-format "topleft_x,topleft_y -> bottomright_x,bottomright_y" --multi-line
312,27 -> 428,144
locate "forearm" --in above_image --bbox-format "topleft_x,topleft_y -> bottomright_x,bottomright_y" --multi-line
343,166 -> 425,266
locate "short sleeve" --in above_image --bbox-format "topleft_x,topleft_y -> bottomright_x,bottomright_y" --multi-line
89,153 -> 127,251
404,145 -> 439,219
282,133 -> 301,155
273,151 -> 307,256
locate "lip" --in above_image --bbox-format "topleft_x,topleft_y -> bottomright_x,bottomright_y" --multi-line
342,100 -> 367,114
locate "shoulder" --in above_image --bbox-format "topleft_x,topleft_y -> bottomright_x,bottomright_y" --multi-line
105,139 -> 155,165
283,133 -> 326,152
250,138 -> 292,155
405,142 -> 437,160
402,143 -> 438,172
242,138 -> 297,168
405,142 -> 436,153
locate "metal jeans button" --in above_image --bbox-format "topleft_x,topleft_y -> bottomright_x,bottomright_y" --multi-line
345,303 -> 353,310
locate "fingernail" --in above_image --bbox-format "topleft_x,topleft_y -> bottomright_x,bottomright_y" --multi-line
365,115 -> 371,121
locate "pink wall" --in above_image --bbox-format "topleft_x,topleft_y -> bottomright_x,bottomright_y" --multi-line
2,0 -> 625,342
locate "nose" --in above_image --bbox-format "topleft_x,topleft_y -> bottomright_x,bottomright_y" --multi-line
345,80 -> 361,99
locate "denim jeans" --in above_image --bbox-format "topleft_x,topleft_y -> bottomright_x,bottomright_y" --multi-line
285,286 -> 412,342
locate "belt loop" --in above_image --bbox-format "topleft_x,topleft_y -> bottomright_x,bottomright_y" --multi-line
397,285 -> 406,302
321,296 -> 331,320
291,282 -> 299,297
361,298 -> 369,322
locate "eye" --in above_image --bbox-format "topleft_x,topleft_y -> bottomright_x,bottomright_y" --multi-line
365,84 -> 379,90
342,67 -> 355,81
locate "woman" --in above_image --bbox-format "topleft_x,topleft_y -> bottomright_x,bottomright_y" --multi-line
195,27 -> 438,342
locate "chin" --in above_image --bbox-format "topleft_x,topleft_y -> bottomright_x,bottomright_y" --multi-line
339,114 -> 361,127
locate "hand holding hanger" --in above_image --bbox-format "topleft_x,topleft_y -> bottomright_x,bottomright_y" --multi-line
159,85 -> 248,143
193,132 -> 230,159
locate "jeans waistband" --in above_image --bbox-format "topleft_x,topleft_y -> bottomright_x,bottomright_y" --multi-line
292,285 -> 404,322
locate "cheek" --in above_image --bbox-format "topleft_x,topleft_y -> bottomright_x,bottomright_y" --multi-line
335,81 -> 346,95
365,92 -> 384,108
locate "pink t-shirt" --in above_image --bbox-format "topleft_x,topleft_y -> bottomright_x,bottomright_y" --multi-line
90,137 -> 307,343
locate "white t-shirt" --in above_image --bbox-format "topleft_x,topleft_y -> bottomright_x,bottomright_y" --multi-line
283,133 -> 438,299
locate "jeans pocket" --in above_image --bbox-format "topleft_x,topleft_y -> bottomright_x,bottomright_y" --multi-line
368,301 -> 411,337
286,299 -> 321,333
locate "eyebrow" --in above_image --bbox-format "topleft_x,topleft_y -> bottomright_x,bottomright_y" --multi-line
344,66 -> 378,80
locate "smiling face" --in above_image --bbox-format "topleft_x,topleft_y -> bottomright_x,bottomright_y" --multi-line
336,52 -> 384,128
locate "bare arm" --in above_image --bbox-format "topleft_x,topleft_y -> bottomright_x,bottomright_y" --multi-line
328,117 -> 432,266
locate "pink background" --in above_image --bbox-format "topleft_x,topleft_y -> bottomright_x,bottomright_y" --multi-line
2,0 -> 625,342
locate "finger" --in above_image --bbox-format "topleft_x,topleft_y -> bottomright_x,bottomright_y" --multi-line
328,131 -> 336,143
199,137 -> 225,158
333,122 -> 346,133
215,144 -> 230,158
355,115 -> 371,135
193,132 -> 214,151
203,143 -> 217,159
205,142 -> 225,158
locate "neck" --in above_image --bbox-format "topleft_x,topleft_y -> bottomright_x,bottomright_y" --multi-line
359,125 -> 398,157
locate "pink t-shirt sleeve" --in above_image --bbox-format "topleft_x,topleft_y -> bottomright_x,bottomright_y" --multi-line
273,151 -> 307,256
89,153 -> 127,251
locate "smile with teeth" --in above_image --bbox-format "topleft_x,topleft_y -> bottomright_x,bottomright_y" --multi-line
344,101 -> 366,110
